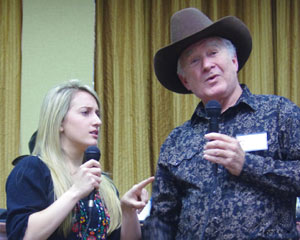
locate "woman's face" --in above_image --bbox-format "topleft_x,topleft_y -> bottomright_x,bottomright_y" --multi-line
60,90 -> 101,153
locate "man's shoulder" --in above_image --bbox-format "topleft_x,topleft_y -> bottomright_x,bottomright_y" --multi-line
251,93 -> 297,109
168,120 -> 194,138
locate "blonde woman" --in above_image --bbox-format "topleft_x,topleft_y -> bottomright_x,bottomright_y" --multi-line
6,80 -> 154,240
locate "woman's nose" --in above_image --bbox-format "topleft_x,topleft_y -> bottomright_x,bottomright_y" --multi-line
94,114 -> 102,126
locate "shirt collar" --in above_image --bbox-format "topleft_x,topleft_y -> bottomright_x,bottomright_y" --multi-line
191,84 -> 256,126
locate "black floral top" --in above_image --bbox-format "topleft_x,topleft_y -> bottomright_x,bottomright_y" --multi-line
6,156 -> 120,240
143,85 -> 300,240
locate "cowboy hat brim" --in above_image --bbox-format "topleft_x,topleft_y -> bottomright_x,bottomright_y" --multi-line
154,16 -> 252,94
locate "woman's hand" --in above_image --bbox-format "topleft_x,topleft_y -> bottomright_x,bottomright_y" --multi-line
120,176 -> 155,240
70,159 -> 102,200
121,176 -> 155,213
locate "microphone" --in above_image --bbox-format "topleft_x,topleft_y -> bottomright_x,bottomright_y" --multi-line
205,100 -> 221,175
84,146 -> 101,208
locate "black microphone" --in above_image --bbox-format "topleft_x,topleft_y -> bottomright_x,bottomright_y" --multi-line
205,100 -> 221,175
84,146 -> 101,208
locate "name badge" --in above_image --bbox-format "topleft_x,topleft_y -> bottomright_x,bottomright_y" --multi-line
236,132 -> 268,152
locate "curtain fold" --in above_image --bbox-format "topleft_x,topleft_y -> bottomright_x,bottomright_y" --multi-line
95,0 -> 153,194
275,0 -> 300,103
95,0 -> 300,197
0,0 -> 22,208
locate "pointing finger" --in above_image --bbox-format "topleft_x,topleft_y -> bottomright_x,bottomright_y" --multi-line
134,176 -> 155,191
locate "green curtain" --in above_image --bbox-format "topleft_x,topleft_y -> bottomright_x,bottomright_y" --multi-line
0,0 -> 22,208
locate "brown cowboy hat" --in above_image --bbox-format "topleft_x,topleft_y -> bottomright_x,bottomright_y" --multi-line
154,8 -> 252,94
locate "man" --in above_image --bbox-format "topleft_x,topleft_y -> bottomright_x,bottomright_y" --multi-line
143,8 -> 300,239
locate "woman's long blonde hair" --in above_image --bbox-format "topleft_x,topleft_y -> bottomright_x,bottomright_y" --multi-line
32,80 -> 121,236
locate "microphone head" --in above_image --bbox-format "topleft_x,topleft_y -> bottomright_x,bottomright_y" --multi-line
205,100 -> 221,118
84,146 -> 101,162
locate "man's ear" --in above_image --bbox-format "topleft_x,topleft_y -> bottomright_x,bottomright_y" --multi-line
178,74 -> 190,90
232,55 -> 239,72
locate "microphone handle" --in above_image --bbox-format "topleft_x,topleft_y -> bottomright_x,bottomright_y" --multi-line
88,190 -> 95,208
209,117 -> 219,133
83,147 -> 101,208
209,117 -> 219,175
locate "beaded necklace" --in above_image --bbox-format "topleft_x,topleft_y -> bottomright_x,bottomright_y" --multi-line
71,191 -> 110,240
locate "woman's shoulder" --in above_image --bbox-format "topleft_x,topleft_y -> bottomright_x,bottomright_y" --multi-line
13,155 -> 48,170
7,155 -> 51,184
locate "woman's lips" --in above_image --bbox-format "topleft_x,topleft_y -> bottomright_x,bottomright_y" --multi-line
90,130 -> 98,138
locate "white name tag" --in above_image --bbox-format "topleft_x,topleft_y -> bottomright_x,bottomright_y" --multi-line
236,132 -> 268,152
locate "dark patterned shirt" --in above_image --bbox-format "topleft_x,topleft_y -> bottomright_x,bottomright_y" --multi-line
143,85 -> 300,240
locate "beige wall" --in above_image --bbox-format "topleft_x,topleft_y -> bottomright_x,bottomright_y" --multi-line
20,0 -> 95,154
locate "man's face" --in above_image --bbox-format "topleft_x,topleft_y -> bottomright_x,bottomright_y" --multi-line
178,37 -> 241,105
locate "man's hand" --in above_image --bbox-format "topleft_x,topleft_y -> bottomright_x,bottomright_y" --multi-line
204,133 -> 245,176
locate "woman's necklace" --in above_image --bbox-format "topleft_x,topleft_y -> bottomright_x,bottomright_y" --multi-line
72,191 -> 110,240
